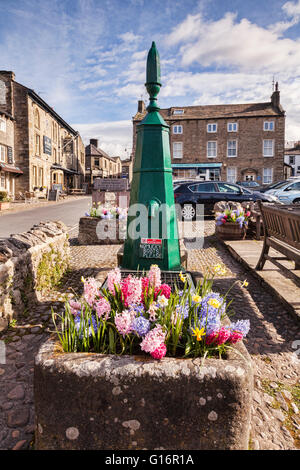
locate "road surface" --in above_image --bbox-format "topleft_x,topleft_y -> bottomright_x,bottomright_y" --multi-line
0,196 -> 91,238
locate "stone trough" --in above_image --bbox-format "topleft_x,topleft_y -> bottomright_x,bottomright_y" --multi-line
34,335 -> 253,450
78,217 -> 127,245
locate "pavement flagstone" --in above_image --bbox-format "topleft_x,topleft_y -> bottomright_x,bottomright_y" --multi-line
0,220 -> 299,450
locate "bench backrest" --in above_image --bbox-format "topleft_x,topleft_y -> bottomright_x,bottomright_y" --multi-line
258,201 -> 300,250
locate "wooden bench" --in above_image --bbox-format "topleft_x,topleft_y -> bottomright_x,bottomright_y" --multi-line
68,188 -> 85,195
256,200 -> 300,286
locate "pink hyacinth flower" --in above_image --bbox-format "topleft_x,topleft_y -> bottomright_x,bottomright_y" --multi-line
83,277 -> 99,307
121,275 -> 142,307
154,283 -> 171,300
205,331 -> 218,345
140,325 -> 166,354
229,331 -> 243,344
69,300 -> 82,315
151,343 -> 167,360
215,327 -> 231,345
115,310 -> 135,337
148,265 -> 161,289
107,267 -> 121,294
94,297 -> 111,320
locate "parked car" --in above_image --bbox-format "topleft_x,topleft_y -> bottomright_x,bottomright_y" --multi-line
174,181 -> 280,219
236,181 -> 261,189
264,179 -> 300,204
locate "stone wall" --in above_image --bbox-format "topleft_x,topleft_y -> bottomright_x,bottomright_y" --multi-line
0,221 -> 70,331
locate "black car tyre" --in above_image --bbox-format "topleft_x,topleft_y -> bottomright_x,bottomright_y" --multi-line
181,204 -> 196,221
293,198 -> 300,205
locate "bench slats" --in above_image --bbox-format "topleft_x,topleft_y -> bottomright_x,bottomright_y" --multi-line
256,201 -> 300,280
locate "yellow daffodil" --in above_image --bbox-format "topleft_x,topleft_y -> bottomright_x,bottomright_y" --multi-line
179,271 -> 187,282
241,280 -> 249,288
213,264 -> 226,275
81,276 -> 86,283
214,264 -> 222,272
192,327 -> 205,341
208,298 -> 221,309
192,294 -> 202,303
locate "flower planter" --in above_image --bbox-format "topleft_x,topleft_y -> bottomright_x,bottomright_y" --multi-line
216,222 -> 246,240
0,201 -> 10,211
34,335 -> 253,450
78,217 -> 126,245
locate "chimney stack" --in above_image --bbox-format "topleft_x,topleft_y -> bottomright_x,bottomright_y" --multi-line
138,100 -> 145,113
90,138 -> 98,148
0,71 -> 15,81
271,82 -> 280,108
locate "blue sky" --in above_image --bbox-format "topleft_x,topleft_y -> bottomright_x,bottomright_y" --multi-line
1,0 -> 300,157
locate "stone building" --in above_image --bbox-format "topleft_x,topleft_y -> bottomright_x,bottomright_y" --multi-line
85,139 -> 122,185
121,158 -> 133,183
0,71 -> 85,197
0,108 -> 23,197
132,84 -> 285,185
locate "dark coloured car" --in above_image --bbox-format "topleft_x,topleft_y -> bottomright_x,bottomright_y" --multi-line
174,181 -> 280,219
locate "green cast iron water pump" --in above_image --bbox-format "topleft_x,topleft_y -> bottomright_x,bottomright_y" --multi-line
122,42 -> 181,271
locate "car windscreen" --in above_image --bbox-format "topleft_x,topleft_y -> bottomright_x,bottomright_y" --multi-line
270,181 -> 290,190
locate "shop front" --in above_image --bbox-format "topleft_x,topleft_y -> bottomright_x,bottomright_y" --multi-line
0,162 -> 23,198
172,163 -> 222,181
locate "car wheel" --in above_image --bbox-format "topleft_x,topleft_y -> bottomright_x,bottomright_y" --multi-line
293,198 -> 300,205
181,204 -> 196,221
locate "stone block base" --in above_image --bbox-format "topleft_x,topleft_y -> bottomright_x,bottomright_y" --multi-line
34,336 -> 253,450
78,217 -> 126,245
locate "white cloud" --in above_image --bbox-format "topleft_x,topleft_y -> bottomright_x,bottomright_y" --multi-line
282,0 -> 300,18
72,120 -> 133,158
164,11 -> 300,75
119,32 -> 141,43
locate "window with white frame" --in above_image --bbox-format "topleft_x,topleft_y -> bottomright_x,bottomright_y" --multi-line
264,121 -> 274,131
263,139 -> 274,157
0,117 -> 6,132
173,142 -> 183,159
207,123 -> 217,133
173,125 -> 183,134
227,140 -> 237,157
227,122 -> 238,132
173,109 -> 184,115
0,173 -> 5,188
207,141 -> 217,158
289,155 -> 295,165
263,168 -> 273,184
0,145 -> 5,162
227,167 -> 237,183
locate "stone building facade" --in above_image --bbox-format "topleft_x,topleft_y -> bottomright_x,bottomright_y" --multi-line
0,109 -> 23,197
284,142 -> 300,178
121,158 -> 133,183
132,85 -> 285,185
0,71 -> 85,197
85,139 -> 122,185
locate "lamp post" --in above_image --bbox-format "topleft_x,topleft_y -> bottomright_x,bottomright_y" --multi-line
122,42 -> 181,271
